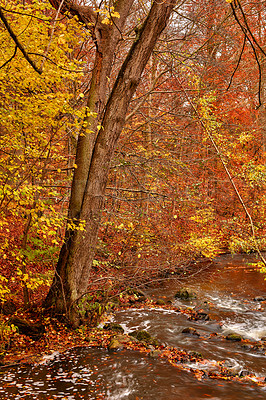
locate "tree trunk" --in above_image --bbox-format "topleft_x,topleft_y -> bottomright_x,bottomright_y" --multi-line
44,0 -> 176,326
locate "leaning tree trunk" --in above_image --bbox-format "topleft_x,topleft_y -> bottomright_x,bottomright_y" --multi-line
44,0 -> 177,326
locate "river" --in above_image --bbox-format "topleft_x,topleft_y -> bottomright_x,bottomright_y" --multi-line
1,254 -> 266,399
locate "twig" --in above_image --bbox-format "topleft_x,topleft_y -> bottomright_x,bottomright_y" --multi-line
41,0 -> 66,70
0,45 -> 17,69
226,35 -> 246,91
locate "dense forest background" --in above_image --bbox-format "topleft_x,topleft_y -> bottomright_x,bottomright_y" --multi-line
0,0 -> 265,313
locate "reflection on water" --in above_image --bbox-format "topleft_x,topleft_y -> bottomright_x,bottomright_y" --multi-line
1,347 -> 266,400
191,254 -> 266,300
1,254 -> 266,399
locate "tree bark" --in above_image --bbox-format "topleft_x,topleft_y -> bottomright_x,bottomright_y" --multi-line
44,0 -> 177,326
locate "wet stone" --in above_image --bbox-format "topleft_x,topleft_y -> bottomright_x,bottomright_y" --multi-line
252,344 -> 265,353
181,327 -> 200,336
103,323 -> 124,334
156,299 -> 166,306
225,333 -> 243,342
254,296 -> 266,302
107,338 -> 124,351
227,368 -> 240,376
196,312 -> 210,321
129,330 -> 159,346
189,311 -> 210,321
240,343 -> 253,351
174,288 -> 197,300
149,350 -> 163,358
239,370 -> 250,377
116,334 -> 135,344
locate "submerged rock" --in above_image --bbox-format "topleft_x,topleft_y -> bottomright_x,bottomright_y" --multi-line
225,333 -> 243,342
129,330 -> 159,346
108,338 -> 124,351
103,323 -> 124,334
239,370 -> 250,377
181,327 -> 200,336
149,350 -> 163,358
174,288 -> 197,300
155,299 -> 166,306
196,311 -> 210,321
254,296 -> 266,302
188,311 -> 210,321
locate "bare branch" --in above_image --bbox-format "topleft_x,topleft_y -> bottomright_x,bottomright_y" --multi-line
230,2 -> 263,106
0,7 -> 42,74
0,45 -> 17,69
28,52 -> 84,73
226,35 -> 246,91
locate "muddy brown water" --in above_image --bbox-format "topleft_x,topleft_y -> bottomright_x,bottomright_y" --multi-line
1,254 -> 266,399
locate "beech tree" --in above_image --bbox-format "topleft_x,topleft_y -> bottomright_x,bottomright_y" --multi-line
2,0 -> 265,324
42,0 -> 177,325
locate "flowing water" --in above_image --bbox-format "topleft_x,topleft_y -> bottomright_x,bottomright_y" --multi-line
1,254 -> 266,399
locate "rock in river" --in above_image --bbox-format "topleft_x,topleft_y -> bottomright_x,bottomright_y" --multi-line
103,323 -> 124,334
254,296 -> 266,302
225,333 -> 243,342
181,327 -> 200,336
174,288 -> 197,300
129,330 -> 159,346
108,338 -> 124,351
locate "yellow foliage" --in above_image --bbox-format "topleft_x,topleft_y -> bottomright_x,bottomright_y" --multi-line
0,0 -> 92,301
96,6 -> 120,25
188,234 -> 221,258
0,319 -> 18,353
0,275 -> 10,302
190,209 -> 215,224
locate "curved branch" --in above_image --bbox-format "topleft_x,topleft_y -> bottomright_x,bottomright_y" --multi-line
236,0 -> 266,57
226,35 -> 246,91
28,52 -> 84,73
0,45 -> 17,69
0,7 -> 42,74
230,2 -> 262,106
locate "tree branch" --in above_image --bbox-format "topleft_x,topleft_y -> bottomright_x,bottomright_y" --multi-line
0,7 -> 42,74
0,45 -> 17,69
48,0 -> 106,40
230,2 -> 263,106
226,35 -> 246,91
